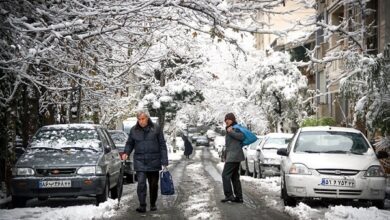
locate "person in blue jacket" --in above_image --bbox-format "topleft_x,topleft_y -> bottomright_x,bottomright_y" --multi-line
221,113 -> 245,203
122,110 -> 168,213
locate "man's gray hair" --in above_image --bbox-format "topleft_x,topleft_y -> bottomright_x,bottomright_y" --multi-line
136,110 -> 150,119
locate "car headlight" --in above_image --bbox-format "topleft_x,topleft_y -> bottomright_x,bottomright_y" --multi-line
77,166 -> 103,175
289,163 -> 312,175
364,165 -> 385,177
12,168 -> 35,176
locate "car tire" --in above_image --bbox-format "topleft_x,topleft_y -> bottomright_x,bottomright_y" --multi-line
96,178 -> 109,205
281,176 -> 297,207
111,172 -> 124,200
244,160 -> 252,176
371,200 -> 385,209
252,162 -> 257,178
239,164 -> 245,175
258,164 -> 264,179
11,196 -> 28,208
126,174 -> 135,184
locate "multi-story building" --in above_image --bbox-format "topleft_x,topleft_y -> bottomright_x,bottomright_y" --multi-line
315,0 -> 390,133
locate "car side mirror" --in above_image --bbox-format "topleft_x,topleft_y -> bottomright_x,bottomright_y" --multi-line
277,148 -> 288,156
376,150 -> 389,159
104,145 -> 111,154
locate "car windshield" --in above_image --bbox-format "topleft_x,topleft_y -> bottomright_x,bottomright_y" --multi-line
109,131 -> 128,145
30,128 -> 101,152
294,131 -> 369,154
263,137 -> 289,149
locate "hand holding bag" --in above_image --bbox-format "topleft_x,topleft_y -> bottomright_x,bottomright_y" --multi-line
160,170 -> 175,195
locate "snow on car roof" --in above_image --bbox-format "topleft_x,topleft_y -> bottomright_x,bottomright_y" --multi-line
42,124 -> 101,130
300,126 -> 361,133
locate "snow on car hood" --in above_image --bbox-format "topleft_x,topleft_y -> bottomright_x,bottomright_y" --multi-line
262,149 -> 283,159
16,149 -> 101,167
290,150 -> 380,170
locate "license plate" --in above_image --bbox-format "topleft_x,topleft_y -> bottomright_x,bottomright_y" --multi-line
320,178 -> 355,187
39,180 -> 71,188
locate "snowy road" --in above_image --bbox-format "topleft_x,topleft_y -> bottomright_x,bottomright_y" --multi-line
112,146 -> 290,220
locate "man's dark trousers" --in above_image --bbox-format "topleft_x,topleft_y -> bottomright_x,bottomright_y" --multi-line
136,171 -> 159,207
222,162 -> 242,199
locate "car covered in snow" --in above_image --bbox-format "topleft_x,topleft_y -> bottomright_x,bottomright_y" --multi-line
277,126 -> 388,208
196,136 -> 210,146
240,136 -> 264,177
11,124 -> 123,207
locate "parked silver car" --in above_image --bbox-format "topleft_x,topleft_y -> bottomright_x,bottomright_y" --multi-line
11,124 -> 124,207
240,136 -> 264,177
277,126 -> 388,208
108,130 -> 135,183
254,133 -> 293,178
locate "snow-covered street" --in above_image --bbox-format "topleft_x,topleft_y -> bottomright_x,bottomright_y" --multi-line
1,147 -> 389,220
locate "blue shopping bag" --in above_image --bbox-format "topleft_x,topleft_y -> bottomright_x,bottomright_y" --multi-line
232,124 -> 258,146
160,170 -> 175,195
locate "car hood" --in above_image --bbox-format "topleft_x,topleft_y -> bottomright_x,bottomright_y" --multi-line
16,149 -> 101,167
290,151 -> 379,170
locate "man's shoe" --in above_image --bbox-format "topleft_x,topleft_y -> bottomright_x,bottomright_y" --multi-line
150,206 -> 157,211
136,206 -> 146,213
220,196 -> 235,203
233,197 -> 244,203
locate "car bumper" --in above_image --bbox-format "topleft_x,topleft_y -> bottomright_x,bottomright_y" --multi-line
285,173 -> 386,200
261,164 -> 280,176
11,175 -> 106,198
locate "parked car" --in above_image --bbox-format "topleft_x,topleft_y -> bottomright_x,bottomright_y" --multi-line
108,130 -> 136,183
191,133 -> 202,142
240,136 -> 264,177
254,133 -> 293,178
196,136 -> 210,146
277,126 -> 388,208
11,124 -> 124,207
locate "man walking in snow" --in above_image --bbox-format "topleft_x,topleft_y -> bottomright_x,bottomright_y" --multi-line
221,113 -> 245,203
121,110 -> 169,213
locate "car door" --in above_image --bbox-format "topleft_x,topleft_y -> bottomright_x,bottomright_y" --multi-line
98,129 -> 121,187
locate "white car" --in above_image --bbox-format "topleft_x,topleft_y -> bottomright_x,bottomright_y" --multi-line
255,133 -> 293,178
277,126 -> 388,208
214,136 -> 225,161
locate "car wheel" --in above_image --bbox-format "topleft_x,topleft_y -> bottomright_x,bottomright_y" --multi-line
111,172 -> 124,200
258,165 -> 264,179
281,176 -> 297,207
371,200 -> 385,209
96,178 -> 109,205
12,196 -> 28,208
244,160 -> 252,176
239,164 -> 245,175
126,174 -> 135,184
252,162 -> 257,178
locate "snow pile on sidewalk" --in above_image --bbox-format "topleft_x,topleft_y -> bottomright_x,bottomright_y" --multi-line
324,205 -> 390,220
0,199 -> 120,220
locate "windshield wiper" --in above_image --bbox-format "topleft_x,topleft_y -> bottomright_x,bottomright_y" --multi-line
62,146 -> 99,152
323,150 -> 348,154
302,150 -> 321,153
30,147 -> 62,151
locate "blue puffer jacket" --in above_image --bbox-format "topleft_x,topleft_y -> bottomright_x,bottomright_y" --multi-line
124,120 -> 168,171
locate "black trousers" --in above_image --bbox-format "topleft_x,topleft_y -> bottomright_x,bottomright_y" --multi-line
222,162 -> 243,199
136,171 -> 159,207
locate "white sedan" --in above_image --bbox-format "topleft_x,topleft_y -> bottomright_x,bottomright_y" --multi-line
277,126 -> 388,208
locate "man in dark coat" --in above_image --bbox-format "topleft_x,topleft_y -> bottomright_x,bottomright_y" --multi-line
182,135 -> 193,159
122,111 -> 168,213
221,113 -> 245,203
